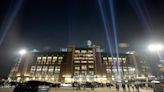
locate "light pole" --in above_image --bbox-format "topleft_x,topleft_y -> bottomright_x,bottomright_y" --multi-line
8,49 -> 27,82
147,44 -> 164,79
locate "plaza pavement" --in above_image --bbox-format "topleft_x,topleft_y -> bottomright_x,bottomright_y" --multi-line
0,87 -> 153,92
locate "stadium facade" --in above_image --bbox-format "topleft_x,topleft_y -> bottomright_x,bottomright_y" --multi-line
8,45 -> 150,83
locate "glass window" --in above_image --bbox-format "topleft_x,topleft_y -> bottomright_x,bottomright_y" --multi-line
31,66 -> 36,70
48,66 -> 54,71
47,56 -> 52,64
37,57 -> 42,64
81,50 -> 87,53
122,58 -> 126,61
106,69 -> 111,73
42,57 -> 47,64
81,61 -> 87,63
74,71 -> 80,75
88,71 -> 94,75
37,66 -> 42,71
88,50 -> 93,53
53,56 -> 57,60
58,57 -> 63,60
75,50 -> 80,53
88,65 -> 94,68
87,54 -> 93,57
52,56 -> 57,64
42,57 -> 46,59
58,60 -> 62,64
108,57 -> 112,60
74,66 -> 80,70
81,65 -> 87,70
48,56 -> 52,59
36,66 -> 42,75
103,57 -> 107,60
88,61 -> 94,63
42,66 -> 48,75
48,66 -> 54,75
30,66 -> 36,75
74,61 -> 80,63
81,71 -> 87,75
55,66 -> 60,73
37,57 -> 41,59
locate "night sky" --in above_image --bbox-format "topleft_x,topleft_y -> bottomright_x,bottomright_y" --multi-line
0,0 -> 164,78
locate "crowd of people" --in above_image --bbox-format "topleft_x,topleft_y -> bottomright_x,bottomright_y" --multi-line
115,82 -> 153,92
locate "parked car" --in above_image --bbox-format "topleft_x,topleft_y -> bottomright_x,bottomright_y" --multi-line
13,81 -> 50,92
106,83 -> 114,87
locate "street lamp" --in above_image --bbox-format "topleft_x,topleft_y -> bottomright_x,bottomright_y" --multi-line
148,44 -> 164,52
147,44 -> 164,79
19,49 -> 27,56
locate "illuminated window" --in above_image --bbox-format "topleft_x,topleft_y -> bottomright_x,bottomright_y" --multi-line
46,56 -> 52,64
58,57 -> 63,60
88,50 -> 93,53
88,71 -> 94,75
106,69 -> 111,73
81,71 -> 87,75
112,69 -> 117,72
88,57 -> 94,60
74,71 -> 80,75
52,56 -> 57,64
87,54 -> 93,57
74,66 -> 80,70
108,57 -> 112,60
31,66 -> 36,70
37,57 -> 41,64
48,56 -> 52,59
81,61 -> 87,63
48,66 -> 54,75
37,66 -> 42,71
55,66 -> 60,73
42,66 -> 48,75
88,65 -> 94,68
53,56 -> 57,59
47,56 -> 52,61
88,61 -> 94,63
103,57 -> 107,60
75,50 -> 80,53
105,62 -> 108,65
49,66 -> 54,71
37,57 -> 41,59
81,65 -> 87,70
36,66 -> 42,75
58,60 -> 62,64
42,57 -> 47,64
30,66 -> 36,75
122,58 -> 126,61
74,61 -> 80,63
81,50 -> 87,53
113,58 -> 116,60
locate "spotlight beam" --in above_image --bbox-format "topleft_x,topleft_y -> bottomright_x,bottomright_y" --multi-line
128,0 -> 153,37
97,0 -> 114,57
0,0 -> 24,46
108,0 -> 121,81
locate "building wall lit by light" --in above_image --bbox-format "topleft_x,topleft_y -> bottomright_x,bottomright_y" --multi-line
8,45 -> 148,83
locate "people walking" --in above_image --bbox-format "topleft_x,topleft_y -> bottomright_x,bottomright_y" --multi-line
122,83 -> 126,91
115,83 -> 119,91
131,84 -> 135,92
127,84 -> 130,92
135,84 -> 139,92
